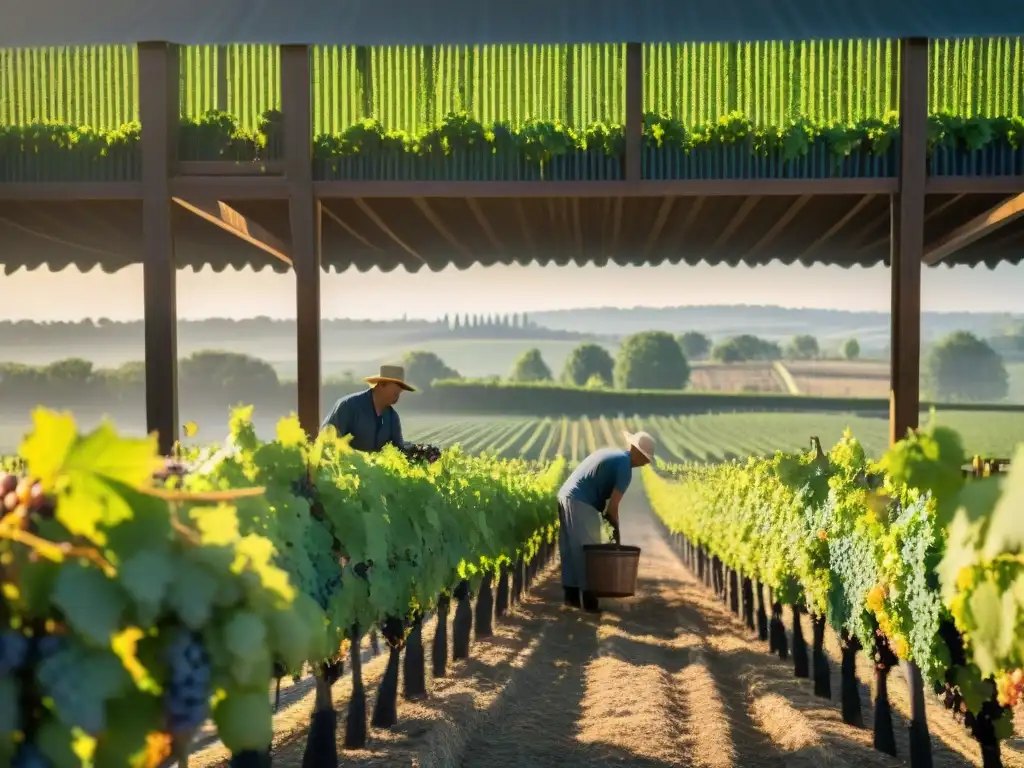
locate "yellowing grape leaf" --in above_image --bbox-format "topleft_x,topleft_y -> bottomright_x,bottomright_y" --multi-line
189,504 -> 240,547
52,563 -> 128,646
110,627 -> 157,693
275,415 -> 307,448
20,409 -> 78,489
967,579 -> 1002,676
63,421 -> 161,490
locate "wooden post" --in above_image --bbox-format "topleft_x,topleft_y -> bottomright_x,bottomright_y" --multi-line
889,38 -> 928,446
138,42 -> 180,455
625,42 -> 642,182
216,46 -> 229,113
281,45 -> 322,438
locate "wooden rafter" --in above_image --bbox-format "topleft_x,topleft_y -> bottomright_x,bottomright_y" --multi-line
172,196 -> 292,266
923,192 -> 1024,265
465,198 -> 502,253
746,195 -> 810,258
321,203 -> 382,252
411,197 -> 469,259
799,194 -> 875,259
354,198 -> 424,265
644,197 -> 676,255
712,196 -> 760,250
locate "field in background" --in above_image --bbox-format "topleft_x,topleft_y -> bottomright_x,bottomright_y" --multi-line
402,411 -> 1024,463
2,408 -> 1019,460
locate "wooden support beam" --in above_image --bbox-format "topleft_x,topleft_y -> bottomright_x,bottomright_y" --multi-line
923,192 -> 1024,265
139,41 -> 180,455
890,38 -> 929,447
172,196 -> 292,266
282,45 -> 322,439
625,43 -> 643,183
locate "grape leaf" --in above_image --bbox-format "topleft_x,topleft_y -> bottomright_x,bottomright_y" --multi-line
967,580 -> 1002,677
167,557 -> 220,629
214,692 -> 274,752
19,409 -> 78,490
119,548 -> 175,614
980,446 -> 1024,560
52,563 -> 128,646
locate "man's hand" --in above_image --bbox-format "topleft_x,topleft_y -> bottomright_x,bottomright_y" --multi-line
605,489 -> 624,527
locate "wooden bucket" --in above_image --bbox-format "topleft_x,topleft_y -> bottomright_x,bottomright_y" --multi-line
583,544 -> 641,597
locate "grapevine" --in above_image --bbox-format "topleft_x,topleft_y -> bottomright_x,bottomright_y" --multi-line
646,422 -> 1024,747
0,406 -> 564,765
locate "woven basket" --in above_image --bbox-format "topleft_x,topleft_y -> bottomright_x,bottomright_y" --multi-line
583,544 -> 641,597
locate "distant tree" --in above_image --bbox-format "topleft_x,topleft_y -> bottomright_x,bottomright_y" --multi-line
508,348 -> 553,383
522,313 -> 530,329
614,331 -> 690,390
43,358 -> 94,385
561,343 -> 615,387
401,350 -> 461,389
786,334 -> 820,360
442,313 -> 450,329
925,331 -> 1008,402
711,334 -> 782,363
584,374 -> 607,389
512,313 -> 521,329
842,338 -> 861,361
453,315 -> 461,331
179,350 -> 280,400
677,331 -> 711,361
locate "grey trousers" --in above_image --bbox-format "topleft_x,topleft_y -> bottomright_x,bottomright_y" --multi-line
557,497 -> 603,591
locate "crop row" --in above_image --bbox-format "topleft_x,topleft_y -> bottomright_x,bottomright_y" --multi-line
645,423 -> 1024,763
0,407 -> 564,765
2,39 -> 1022,132
406,410 -> 1024,463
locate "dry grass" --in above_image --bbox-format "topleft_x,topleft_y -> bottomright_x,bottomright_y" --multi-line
690,362 -> 786,394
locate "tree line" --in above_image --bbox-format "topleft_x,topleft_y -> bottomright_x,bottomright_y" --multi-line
0,329 -> 1011,414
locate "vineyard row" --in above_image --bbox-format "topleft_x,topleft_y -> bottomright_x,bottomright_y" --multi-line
646,424 -> 1024,764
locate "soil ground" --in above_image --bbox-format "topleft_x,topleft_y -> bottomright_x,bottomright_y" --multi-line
189,491 -> 1024,767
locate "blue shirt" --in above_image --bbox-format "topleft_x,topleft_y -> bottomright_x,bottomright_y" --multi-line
558,448 -> 632,510
320,389 -> 404,453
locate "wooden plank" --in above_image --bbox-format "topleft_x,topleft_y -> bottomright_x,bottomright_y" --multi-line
176,160 -> 284,176
139,42 -> 180,455
172,196 -> 292,266
890,38 -> 928,446
923,192 -> 1024,265
282,44 -> 322,439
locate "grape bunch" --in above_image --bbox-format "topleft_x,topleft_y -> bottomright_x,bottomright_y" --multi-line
0,630 -> 30,673
153,457 -> 190,481
1,473 -> 56,522
401,443 -> 442,465
164,631 -> 213,733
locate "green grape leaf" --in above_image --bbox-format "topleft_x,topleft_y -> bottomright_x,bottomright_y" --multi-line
967,580 -> 1002,677
92,690 -> 163,767
52,563 -> 128,646
167,556 -> 220,629
213,691 -> 274,753
119,548 -> 175,614
981,446 -> 1024,559
37,717 -> 90,768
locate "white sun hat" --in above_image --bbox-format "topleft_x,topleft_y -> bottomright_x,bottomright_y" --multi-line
623,430 -> 656,462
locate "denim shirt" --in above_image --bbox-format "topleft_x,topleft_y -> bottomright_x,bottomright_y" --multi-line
320,389 -> 404,453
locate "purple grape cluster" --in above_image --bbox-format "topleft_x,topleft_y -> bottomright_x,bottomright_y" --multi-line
164,631 -> 213,732
1,473 -> 55,520
401,443 -> 442,465
0,631 -> 30,673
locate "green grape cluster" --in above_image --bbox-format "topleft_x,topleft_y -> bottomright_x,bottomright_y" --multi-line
0,405 -> 565,766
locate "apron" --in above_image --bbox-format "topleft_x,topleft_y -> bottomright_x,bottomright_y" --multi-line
557,496 -> 604,591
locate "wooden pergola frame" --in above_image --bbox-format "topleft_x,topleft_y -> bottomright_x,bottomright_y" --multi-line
2,38 -> 1023,453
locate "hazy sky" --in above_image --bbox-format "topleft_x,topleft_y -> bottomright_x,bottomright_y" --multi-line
0,261 -> 1021,321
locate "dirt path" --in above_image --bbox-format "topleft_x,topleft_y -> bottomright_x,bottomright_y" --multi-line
191,490 -> 1022,767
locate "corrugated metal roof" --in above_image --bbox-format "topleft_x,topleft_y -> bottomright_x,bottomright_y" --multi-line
1,0 -> 1021,48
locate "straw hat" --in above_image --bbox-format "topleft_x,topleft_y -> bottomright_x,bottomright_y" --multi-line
623,430 -> 656,462
364,364 -> 417,392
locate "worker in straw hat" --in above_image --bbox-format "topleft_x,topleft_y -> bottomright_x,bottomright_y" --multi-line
556,430 -> 655,613
320,364 -> 416,453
